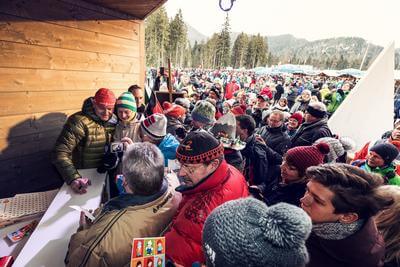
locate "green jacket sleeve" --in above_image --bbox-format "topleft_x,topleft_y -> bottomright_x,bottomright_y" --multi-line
51,115 -> 86,184
388,175 -> 400,186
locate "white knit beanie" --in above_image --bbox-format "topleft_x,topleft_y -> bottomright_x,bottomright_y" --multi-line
140,113 -> 167,140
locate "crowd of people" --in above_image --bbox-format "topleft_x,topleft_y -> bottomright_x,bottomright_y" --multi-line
52,68 -> 400,267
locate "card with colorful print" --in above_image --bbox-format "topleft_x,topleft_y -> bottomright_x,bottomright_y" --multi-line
131,237 -> 165,267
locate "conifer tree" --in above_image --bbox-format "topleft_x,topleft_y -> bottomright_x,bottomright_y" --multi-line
215,14 -> 231,68
168,9 -> 187,68
145,7 -> 170,67
231,32 -> 249,68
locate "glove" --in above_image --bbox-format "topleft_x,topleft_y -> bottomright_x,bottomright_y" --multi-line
102,144 -> 119,170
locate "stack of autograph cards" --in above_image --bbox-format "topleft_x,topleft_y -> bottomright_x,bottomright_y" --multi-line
131,237 -> 165,267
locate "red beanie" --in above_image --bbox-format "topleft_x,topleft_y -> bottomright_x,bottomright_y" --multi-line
94,88 -> 116,106
163,101 -> 186,118
231,105 -> 246,116
289,112 -> 303,124
285,143 -> 330,175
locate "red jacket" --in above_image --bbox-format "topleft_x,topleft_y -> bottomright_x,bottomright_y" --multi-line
224,81 -> 239,100
165,160 -> 249,266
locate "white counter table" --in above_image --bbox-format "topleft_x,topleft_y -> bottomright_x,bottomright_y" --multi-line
12,169 -> 106,267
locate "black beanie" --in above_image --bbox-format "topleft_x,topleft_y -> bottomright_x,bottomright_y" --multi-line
306,105 -> 326,118
176,130 -> 224,164
370,143 -> 399,165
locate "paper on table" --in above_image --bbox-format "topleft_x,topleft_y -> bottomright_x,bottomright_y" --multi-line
69,205 -> 95,221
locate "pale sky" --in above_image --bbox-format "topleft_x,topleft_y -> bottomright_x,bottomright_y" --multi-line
165,0 -> 399,47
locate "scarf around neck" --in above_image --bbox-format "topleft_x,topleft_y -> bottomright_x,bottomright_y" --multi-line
312,219 -> 364,240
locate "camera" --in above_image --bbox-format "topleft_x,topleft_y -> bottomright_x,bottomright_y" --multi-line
110,142 -> 124,153
159,67 -> 165,76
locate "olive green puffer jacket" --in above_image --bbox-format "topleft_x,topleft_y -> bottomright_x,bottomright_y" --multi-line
52,98 -> 116,184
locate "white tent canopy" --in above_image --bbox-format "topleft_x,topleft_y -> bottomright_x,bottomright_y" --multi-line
328,42 -> 395,150
395,70 -> 400,81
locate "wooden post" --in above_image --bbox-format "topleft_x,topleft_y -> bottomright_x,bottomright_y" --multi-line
168,58 -> 173,103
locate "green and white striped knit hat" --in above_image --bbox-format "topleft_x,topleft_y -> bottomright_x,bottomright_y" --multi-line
116,92 -> 137,113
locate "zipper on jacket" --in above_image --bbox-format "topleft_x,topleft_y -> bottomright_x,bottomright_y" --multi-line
79,209 -> 127,267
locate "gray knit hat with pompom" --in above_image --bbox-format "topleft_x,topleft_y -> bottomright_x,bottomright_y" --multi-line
314,136 -> 355,162
202,197 -> 312,267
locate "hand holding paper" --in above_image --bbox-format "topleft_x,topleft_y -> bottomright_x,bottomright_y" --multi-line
70,205 -> 95,231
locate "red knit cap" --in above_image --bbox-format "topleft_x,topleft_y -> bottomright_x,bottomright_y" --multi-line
289,112 -> 303,124
285,143 -> 330,175
163,101 -> 186,118
94,88 -> 116,106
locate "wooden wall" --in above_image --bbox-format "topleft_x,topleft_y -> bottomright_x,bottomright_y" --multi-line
0,0 -> 145,198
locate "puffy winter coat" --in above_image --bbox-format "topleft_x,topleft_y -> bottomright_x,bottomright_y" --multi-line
165,160 -> 249,266
158,134 -> 180,166
290,118 -> 333,148
257,125 -> 290,155
65,174 -> 181,267
224,81 -> 239,100
325,89 -> 349,114
52,98 -> 116,184
241,134 -> 283,186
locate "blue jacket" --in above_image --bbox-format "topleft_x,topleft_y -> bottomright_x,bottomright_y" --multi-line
159,133 -> 179,166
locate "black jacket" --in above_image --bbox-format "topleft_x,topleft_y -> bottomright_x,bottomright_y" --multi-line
264,180 -> 307,207
241,134 -> 282,186
290,118 -> 333,148
274,84 -> 285,101
224,149 -> 244,172
166,115 -> 186,140
257,125 -> 290,155
251,108 -> 269,128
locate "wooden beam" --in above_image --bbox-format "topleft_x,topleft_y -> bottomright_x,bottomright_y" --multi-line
0,88 -> 129,116
0,68 -> 139,92
0,0 -> 141,40
0,41 -> 140,73
0,13 -> 139,57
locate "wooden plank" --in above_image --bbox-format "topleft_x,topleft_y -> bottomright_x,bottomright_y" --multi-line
0,151 -> 63,198
0,110 -> 76,139
0,0 -> 140,40
0,13 -> 139,57
0,41 -> 140,73
61,0 -> 138,20
0,129 -> 60,161
138,20 -> 145,89
0,89 -> 128,116
84,0 -> 167,19
0,68 -> 140,92
0,91 -> 91,116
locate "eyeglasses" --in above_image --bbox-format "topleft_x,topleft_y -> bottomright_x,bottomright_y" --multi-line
180,163 -> 199,174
